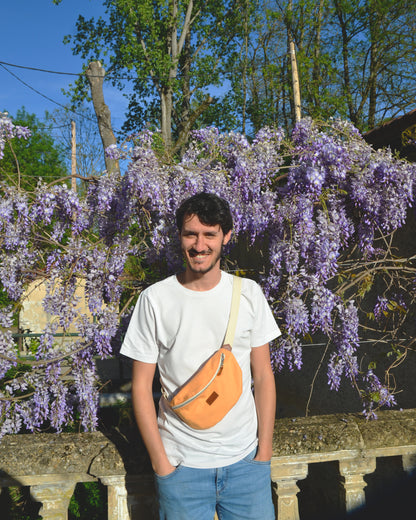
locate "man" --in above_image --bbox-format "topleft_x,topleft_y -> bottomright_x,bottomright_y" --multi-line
121,192 -> 280,519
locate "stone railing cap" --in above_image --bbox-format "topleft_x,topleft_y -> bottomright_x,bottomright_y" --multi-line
273,409 -> 416,458
0,431 -> 127,478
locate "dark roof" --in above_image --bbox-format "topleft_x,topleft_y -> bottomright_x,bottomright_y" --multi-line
363,109 -> 416,161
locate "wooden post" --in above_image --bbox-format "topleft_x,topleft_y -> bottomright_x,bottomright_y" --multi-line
71,120 -> 77,192
287,0 -> 301,123
86,61 -> 120,174
289,37 -> 301,123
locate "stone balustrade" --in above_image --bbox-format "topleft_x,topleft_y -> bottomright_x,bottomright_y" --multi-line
1,409 -> 416,519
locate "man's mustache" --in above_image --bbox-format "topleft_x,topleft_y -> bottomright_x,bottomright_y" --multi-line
188,248 -> 212,256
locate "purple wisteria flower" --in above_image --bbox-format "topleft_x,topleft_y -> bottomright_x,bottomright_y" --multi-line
271,336 -> 303,372
0,112 -> 30,159
327,302 -> 360,391
310,287 -> 338,333
362,370 -> 397,420
373,296 -> 389,322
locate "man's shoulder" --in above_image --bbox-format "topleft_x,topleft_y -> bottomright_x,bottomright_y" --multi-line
222,271 -> 261,291
141,274 -> 178,299
221,272 -> 266,302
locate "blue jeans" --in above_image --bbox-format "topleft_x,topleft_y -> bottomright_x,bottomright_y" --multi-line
154,449 -> 275,520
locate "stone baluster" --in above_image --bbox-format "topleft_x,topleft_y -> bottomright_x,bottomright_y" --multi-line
339,457 -> 376,514
402,453 -> 416,475
100,474 -> 157,520
30,480 -> 76,520
100,475 -> 130,520
127,474 -> 159,520
271,461 -> 308,520
125,475 -> 157,520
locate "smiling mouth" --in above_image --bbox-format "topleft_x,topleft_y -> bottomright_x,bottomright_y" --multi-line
189,249 -> 211,258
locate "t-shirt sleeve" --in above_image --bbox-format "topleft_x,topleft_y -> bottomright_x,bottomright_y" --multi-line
249,281 -> 281,348
119,291 -> 159,363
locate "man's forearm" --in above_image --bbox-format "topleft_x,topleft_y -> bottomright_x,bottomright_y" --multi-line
131,361 -> 175,476
133,388 -> 174,475
254,370 -> 276,460
251,344 -> 276,461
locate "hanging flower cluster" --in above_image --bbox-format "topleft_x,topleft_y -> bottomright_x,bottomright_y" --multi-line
0,112 -> 30,160
1,114 -> 415,437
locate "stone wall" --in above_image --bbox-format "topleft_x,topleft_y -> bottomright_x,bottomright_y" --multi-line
1,409 -> 416,519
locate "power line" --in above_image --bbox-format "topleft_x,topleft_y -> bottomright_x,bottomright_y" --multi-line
0,59 -> 116,78
0,63 -> 121,132
0,63 -> 75,112
0,60 -> 80,76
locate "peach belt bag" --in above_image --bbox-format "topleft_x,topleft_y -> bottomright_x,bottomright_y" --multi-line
162,276 -> 243,430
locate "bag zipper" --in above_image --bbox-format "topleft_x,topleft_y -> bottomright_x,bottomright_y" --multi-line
172,353 -> 225,410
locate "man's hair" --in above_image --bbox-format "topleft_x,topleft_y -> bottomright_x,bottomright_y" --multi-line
175,192 -> 233,235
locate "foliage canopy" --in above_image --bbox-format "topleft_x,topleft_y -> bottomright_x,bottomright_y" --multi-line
0,109 -> 68,191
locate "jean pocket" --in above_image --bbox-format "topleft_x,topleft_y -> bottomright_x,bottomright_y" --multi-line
243,448 -> 271,466
154,464 -> 183,481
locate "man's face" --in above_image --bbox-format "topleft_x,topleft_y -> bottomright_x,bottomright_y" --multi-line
180,214 -> 231,275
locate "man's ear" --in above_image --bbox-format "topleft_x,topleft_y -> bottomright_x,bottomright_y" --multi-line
223,230 -> 232,245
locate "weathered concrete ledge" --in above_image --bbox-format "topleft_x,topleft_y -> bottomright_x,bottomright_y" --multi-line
272,408 -> 416,462
0,432 -> 125,485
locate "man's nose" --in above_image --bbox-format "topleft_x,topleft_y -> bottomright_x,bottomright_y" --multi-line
194,234 -> 206,250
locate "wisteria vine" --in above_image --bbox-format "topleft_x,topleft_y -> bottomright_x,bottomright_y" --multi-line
1,112 -> 416,438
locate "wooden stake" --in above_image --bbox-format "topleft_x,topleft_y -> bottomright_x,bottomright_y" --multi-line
71,120 -> 76,192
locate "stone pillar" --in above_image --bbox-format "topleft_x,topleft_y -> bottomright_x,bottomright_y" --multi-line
100,475 -> 130,520
339,457 -> 376,514
30,480 -> 76,520
402,454 -> 416,475
125,474 -> 158,520
271,461 -> 308,520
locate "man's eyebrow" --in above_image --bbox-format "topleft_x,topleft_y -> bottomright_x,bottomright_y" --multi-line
183,230 -> 219,234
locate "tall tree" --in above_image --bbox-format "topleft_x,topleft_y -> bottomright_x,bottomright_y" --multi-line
0,109 -> 68,190
57,0 -> 251,151
231,0 -> 342,134
239,0 -> 416,134
227,3 -> 290,134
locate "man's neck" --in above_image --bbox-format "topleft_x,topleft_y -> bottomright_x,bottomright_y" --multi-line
177,268 -> 222,291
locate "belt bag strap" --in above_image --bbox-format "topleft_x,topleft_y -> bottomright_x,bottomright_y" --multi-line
223,275 -> 242,348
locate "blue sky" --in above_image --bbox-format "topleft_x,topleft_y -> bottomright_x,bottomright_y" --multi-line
0,0 -> 128,133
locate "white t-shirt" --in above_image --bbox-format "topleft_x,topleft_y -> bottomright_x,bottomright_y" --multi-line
120,271 -> 281,468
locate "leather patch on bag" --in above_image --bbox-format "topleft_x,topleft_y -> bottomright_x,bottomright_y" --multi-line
206,391 -> 219,405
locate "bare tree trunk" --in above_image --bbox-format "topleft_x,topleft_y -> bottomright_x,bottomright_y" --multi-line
289,37 -> 302,123
160,87 -> 173,150
173,95 -> 214,155
241,0 -> 250,134
286,0 -> 301,124
334,0 -> 357,126
86,61 -> 119,174
367,4 -> 379,129
178,32 -> 192,134
312,0 -> 324,108
368,46 -> 377,129
71,120 -> 77,192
